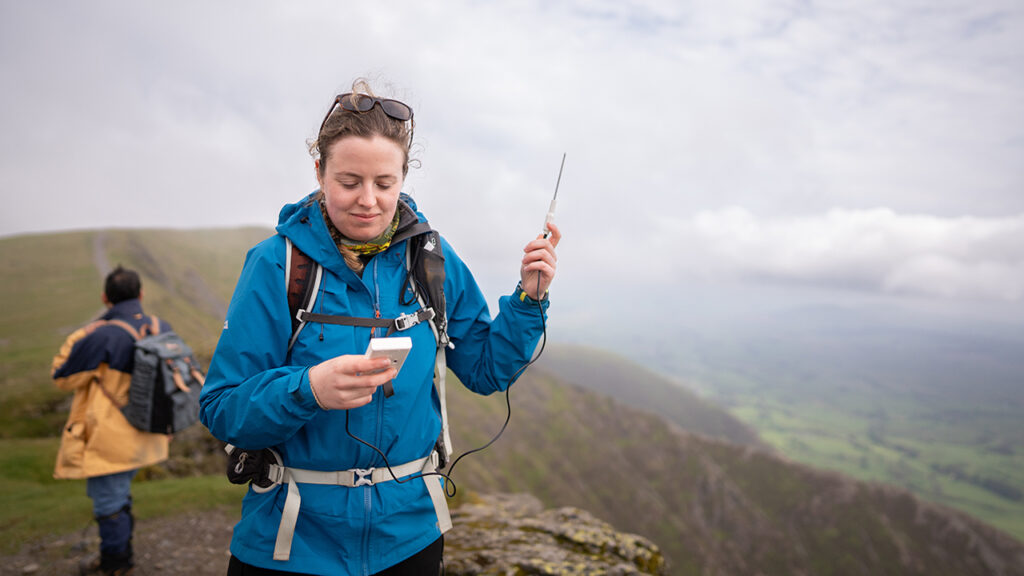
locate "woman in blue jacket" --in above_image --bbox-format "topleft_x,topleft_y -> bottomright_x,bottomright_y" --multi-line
199,79 -> 561,576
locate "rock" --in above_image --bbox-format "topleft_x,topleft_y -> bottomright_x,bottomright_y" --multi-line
445,493 -> 668,575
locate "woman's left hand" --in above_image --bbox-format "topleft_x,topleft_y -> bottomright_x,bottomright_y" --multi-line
520,222 -> 561,300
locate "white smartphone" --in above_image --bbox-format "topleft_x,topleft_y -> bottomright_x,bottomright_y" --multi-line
365,337 -> 412,397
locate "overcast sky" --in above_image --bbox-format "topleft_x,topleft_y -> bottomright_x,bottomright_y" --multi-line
2,1 -> 1023,330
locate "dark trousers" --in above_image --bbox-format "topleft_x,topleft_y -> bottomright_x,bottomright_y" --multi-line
227,535 -> 443,576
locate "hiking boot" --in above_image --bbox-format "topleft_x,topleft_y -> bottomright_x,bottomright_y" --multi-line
91,504 -> 134,575
78,552 -> 134,576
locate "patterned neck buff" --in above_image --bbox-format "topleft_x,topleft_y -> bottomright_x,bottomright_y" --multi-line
319,197 -> 401,274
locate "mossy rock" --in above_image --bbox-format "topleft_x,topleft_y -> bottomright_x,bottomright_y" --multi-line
445,493 -> 667,575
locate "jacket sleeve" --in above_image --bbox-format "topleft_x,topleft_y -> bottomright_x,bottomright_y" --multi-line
198,237 -> 321,449
52,321 -> 107,391
442,238 -> 549,396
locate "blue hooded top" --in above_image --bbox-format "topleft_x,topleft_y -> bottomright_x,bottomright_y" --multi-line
199,192 -> 547,575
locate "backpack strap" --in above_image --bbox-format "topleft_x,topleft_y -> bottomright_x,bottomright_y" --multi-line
286,238 -> 323,352
295,308 -> 435,334
106,316 -> 160,341
90,315 -> 159,409
147,315 -> 160,336
285,236 -> 441,349
406,231 -> 453,464
106,319 -> 142,341
267,453 -> 450,561
404,231 -> 449,347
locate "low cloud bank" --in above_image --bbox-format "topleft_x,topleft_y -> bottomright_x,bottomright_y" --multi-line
684,207 -> 1024,301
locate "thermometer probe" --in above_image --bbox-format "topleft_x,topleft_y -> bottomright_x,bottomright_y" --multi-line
543,153 -> 566,238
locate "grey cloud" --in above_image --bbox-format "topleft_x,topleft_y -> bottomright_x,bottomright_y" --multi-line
2,0 -> 1023,315
684,207 -> 1024,300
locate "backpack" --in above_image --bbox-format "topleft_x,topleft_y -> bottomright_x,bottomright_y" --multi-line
225,226 -> 453,486
108,317 -> 205,434
286,224 -> 451,452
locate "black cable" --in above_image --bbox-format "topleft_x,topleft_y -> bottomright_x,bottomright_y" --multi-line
344,275 -> 548,496
443,275 -> 547,490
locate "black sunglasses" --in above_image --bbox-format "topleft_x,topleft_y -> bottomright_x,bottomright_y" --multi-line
318,93 -> 415,136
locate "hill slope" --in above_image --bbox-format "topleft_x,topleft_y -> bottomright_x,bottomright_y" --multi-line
445,370 -> 1024,575
537,343 -> 762,447
622,303 -> 1024,542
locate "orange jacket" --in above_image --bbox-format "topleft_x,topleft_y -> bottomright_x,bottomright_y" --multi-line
51,299 -> 169,479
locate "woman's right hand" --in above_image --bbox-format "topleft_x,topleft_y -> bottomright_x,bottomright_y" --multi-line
308,355 -> 396,410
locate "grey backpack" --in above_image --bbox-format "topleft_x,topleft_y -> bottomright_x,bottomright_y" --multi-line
109,317 -> 205,434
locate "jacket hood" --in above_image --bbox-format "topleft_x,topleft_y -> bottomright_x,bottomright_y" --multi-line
275,191 -> 431,273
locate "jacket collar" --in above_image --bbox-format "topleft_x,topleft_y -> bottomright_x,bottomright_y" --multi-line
102,298 -> 144,321
276,191 -> 431,274
392,198 -> 432,245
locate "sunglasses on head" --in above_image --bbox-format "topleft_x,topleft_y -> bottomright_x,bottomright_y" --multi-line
319,93 -> 415,135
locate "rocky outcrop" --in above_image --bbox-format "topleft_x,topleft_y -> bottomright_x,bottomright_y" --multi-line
445,493 -> 667,575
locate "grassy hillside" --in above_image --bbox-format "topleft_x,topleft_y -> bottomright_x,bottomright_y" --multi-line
537,343 -> 763,448
443,369 -> 1024,575
0,228 -> 270,437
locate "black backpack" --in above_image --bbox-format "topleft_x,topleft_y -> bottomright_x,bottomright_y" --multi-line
109,317 -> 205,434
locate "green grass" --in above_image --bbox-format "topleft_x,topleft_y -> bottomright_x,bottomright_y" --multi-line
0,438 -> 246,555
722,387 -> 1024,541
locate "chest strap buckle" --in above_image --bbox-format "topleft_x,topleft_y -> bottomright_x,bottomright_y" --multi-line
394,309 -> 435,331
353,468 -> 375,487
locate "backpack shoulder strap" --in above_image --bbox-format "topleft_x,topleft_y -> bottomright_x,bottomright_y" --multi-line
92,318 -> 143,408
146,315 -> 160,337
286,237 -> 322,352
105,314 -> 160,341
106,319 -> 142,341
404,230 -> 449,346
405,229 -> 453,464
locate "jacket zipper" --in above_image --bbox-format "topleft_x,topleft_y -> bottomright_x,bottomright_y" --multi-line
361,485 -> 372,576
363,257 -> 384,576
372,258 -> 385,450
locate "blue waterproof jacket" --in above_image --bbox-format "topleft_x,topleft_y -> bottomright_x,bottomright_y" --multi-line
200,192 -> 547,575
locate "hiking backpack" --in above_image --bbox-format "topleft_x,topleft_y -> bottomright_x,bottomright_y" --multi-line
284,228 -> 453,461
225,226 -> 453,484
108,317 -> 206,434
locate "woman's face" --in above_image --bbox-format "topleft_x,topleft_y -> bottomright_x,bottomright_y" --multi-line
317,135 -> 405,242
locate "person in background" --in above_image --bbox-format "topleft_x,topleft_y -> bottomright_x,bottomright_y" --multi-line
200,78 -> 562,575
52,265 -> 172,575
